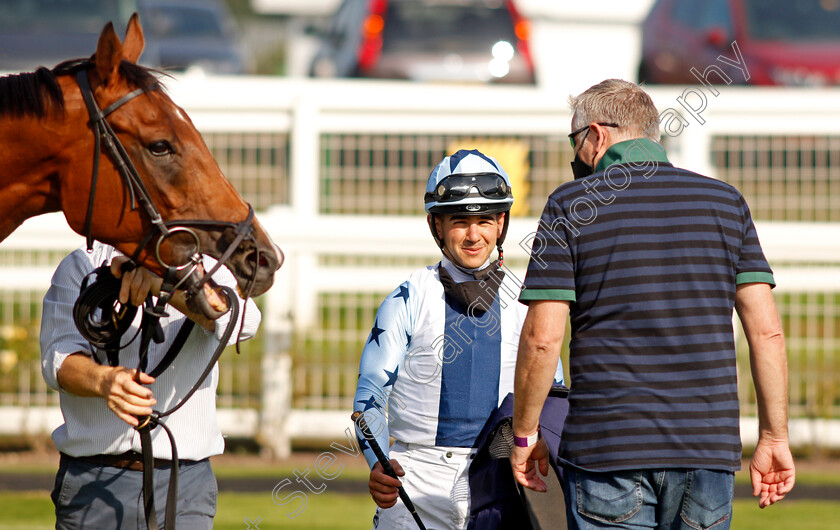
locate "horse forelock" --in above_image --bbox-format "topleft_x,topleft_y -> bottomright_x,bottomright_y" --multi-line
0,59 -> 167,120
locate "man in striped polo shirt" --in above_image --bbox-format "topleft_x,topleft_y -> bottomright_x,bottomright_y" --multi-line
510,79 -> 795,529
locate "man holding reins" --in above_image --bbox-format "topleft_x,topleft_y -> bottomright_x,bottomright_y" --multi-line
41,242 -> 260,529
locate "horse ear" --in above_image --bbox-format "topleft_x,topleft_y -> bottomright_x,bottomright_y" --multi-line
122,13 -> 145,64
95,21 -> 123,85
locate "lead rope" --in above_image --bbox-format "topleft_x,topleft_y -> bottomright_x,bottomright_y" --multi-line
75,265 -> 240,530
132,278 -> 239,530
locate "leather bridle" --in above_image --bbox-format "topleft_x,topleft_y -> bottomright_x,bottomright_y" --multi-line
75,68 -> 260,300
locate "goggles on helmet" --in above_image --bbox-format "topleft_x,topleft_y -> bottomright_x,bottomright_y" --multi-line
425,173 -> 510,204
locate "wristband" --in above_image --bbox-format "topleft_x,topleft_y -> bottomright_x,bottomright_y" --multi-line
513,427 -> 541,448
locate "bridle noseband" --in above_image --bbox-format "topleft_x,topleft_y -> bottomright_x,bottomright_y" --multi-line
75,68 -> 259,297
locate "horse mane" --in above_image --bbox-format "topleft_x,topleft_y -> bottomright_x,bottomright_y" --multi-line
0,67 -> 64,118
0,58 -> 164,119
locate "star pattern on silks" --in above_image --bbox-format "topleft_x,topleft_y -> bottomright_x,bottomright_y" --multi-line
368,318 -> 385,346
357,395 -> 384,412
393,284 -> 410,304
383,366 -> 399,387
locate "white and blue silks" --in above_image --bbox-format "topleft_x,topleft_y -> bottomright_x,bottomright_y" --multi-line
353,256 -> 565,469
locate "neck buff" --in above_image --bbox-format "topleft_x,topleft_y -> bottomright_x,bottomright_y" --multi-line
438,259 -> 505,315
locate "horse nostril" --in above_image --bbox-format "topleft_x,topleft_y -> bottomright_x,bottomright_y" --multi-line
246,250 -> 272,271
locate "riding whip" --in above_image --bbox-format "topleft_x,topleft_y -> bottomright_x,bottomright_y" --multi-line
351,411 -> 427,530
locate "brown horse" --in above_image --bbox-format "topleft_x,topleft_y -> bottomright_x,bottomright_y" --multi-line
0,14 -> 281,319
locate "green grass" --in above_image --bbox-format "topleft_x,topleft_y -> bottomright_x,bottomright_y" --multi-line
732,500 -> 840,529
0,490 -> 375,530
1,491 -> 838,530
0,491 -> 53,530
1,468 -> 838,530
216,492 -> 373,530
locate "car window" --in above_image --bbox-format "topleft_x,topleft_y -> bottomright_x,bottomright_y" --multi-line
671,0 -> 731,32
0,0 -> 132,32
743,0 -> 840,41
324,0 -> 357,42
671,0 -> 702,28
697,0 -> 732,33
142,5 -> 226,39
381,2 -> 516,53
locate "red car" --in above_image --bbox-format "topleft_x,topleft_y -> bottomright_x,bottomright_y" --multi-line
639,0 -> 840,86
309,0 -> 535,84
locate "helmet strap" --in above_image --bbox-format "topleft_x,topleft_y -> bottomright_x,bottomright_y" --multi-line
428,214 -> 445,250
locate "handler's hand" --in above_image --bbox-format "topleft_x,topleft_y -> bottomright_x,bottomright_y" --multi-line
368,459 -> 405,509
110,256 -> 162,307
99,366 -> 157,427
511,438 -> 549,492
750,437 -> 795,508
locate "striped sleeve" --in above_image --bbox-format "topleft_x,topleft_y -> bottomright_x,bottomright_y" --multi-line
520,195 -> 577,303
735,195 -> 775,287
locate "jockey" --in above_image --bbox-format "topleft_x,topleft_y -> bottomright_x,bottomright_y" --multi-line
352,149 -> 565,529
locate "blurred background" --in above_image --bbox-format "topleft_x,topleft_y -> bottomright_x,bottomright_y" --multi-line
1,0 -> 840,527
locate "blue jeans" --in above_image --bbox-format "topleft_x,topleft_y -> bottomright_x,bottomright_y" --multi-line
52,455 -> 217,529
562,467 -> 734,530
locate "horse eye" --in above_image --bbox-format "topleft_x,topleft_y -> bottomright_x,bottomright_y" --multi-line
148,140 -> 174,157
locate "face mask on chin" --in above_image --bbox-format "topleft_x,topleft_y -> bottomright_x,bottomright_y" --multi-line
570,151 -> 594,180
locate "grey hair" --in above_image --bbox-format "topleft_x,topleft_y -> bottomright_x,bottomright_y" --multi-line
568,79 -> 660,141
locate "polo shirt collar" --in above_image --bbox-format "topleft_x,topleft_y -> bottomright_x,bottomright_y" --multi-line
594,137 -> 670,174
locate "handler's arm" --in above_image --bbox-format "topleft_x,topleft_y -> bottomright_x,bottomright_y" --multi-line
735,282 -> 795,508
511,300 -> 569,492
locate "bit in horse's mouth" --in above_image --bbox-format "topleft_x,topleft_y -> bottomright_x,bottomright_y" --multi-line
194,262 -> 229,314
204,280 -> 228,314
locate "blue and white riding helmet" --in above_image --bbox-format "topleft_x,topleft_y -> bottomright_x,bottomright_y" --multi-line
424,149 -> 514,252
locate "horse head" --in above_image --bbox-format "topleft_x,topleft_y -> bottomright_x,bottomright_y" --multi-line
59,15 -> 282,319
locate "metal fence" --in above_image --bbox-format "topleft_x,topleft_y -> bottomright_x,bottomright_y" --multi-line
2,77 -> 840,455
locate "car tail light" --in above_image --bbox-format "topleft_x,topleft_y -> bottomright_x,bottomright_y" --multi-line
357,0 -> 388,73
506,0 -> 534,76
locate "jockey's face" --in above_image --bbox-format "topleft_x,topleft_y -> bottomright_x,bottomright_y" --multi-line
435,213 -> 504,270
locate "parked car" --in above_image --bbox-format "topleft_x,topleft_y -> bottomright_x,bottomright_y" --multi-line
308,0 -> 535,84
138,0 -> 252,74
0,0 -> 136,73
639,0 -> 840,86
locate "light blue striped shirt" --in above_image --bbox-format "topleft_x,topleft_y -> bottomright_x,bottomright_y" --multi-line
41,243 -> 260,460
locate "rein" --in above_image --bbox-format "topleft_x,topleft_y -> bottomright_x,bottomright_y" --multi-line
73,265 -> 239,530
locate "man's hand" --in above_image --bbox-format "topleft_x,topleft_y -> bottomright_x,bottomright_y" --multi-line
368,459 -> 405,508
110,256 -> 162,307
750,437 -> 795,508
57,354 -> 156,427
99,367 -> 157,426
511,438 -> 549,492
110,256 -> 214,331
